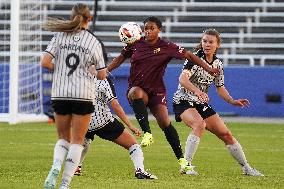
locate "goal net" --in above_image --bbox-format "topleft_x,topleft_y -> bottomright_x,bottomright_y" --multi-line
0,0 -> 47,124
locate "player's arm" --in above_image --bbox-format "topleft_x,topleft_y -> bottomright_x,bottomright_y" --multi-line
107,54 -> 126,72
183,51 -> 219,76
109,99 -> 141,136
179,69 -> 209,103
41,53 -> 54,71
96,68 -> 107,80
216,86 -> 250,107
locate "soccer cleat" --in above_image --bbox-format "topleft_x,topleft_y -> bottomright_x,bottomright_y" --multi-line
242,166 -> 264,176
140,132 -> 154,147
178,158 -> 198,175
135,169 -> 158,179
74,166 -> 82,176
59,179 -> 70,189
44,168 -> 60,189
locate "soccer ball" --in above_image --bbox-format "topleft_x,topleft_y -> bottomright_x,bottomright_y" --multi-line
119,22 -> 142,44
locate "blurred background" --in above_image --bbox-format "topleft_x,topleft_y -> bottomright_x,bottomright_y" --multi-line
0,0 -> 283,124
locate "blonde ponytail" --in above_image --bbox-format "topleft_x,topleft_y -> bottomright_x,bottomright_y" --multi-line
43,3 -> 91,33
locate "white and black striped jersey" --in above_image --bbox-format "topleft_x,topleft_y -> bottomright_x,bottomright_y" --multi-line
89,77 -> 117,131
173,50 -> 224,104
45,29 -> 106,101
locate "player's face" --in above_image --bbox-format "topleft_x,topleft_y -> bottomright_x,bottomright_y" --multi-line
144,21 -> 160,43
201,34 -> 220,56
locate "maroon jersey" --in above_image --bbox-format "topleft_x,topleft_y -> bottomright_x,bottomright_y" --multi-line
121,37 -> 186,94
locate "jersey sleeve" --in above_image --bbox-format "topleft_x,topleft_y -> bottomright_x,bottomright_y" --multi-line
90,41 -> 107,70
182,59 -> 195,71
104,78 -> 117,103
214,61 -> 225,87
44,33 -> 58,58
167,42 -> 186,59
120,45 -> 133,59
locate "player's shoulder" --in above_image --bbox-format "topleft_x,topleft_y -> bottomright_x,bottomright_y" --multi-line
212,54 -> 223,66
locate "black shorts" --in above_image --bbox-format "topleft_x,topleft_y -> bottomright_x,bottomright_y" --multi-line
85,118 -> 125,141
173,100 -> 216,122
52,100 -> 94,115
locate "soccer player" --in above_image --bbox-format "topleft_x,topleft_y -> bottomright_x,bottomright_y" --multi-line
74,76 -> 157,179
107,16 -> 219,174
42,4 -> 107,189
173,29 -> 264,176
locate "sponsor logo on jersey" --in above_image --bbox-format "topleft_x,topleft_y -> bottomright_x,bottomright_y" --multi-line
153,47 -> 160,54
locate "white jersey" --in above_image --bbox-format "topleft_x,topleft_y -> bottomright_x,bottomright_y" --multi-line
89,78 -> 117,131
45,29 -> 106,101
173,50 -> 224,104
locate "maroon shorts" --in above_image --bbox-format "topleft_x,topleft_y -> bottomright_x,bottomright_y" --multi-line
127,88 -> 167,109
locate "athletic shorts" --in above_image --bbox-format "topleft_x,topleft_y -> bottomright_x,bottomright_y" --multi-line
128,89 -> 167,109
85,118 -> 125,141
173,100 -> 216,122
52,100 -> 94,115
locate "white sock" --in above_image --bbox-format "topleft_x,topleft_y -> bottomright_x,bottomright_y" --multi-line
79,138 -> 92,166
129,144 -> 144,172
185,134 -> 200,165
61,144 -> 84,185
226,141 -> 249,168
52,139 -> 70,170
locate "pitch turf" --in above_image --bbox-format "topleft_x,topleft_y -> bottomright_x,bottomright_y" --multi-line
0,120 -> 283,189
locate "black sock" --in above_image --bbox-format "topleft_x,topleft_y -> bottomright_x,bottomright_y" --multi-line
163,123 -> 183,159
132,98 -> 151,133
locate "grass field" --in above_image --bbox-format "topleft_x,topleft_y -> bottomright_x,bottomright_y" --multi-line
0,120 -> 283,189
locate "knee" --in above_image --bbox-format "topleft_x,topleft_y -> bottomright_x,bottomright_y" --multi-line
191,119 -> 206,133
128,87 -> 144,99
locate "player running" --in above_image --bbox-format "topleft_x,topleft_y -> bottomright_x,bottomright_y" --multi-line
173,29 -> 263,176
75,76 -> 157,179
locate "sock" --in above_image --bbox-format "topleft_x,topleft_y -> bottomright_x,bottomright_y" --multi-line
52,139 -> 70,170
129,144 -> 144,172
185,133 -> 200,165
79,138 -> 92,166
226,141 -> 249,168
163,123 -> 183,160
132,98 -> 151,133
61,144 -> 84,186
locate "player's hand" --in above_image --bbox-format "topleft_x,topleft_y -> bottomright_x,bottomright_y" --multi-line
231,99 -> 250,108
129,126 -> 142,137
195,90 -> 209,103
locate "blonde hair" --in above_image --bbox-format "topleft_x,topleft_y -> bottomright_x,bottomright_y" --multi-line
43,3 -> 91,32
194,29 -> 221,54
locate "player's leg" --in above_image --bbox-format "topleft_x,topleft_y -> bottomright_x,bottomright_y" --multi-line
97,119 -> 157,179
60,101 -> 94,188
74,131 -> 94,176
44,101 -> 72,189
60,113 -> 91,188
150,103 -> 194,174
205,114 -> 263,176
179,108 -> 206,174
128,87 -> 152,135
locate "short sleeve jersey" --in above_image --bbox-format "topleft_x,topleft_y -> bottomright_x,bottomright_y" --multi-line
89,77 -> 117,131
121,37 -> 186,94
173,50 -> 224,104
45,29 -> 106,101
